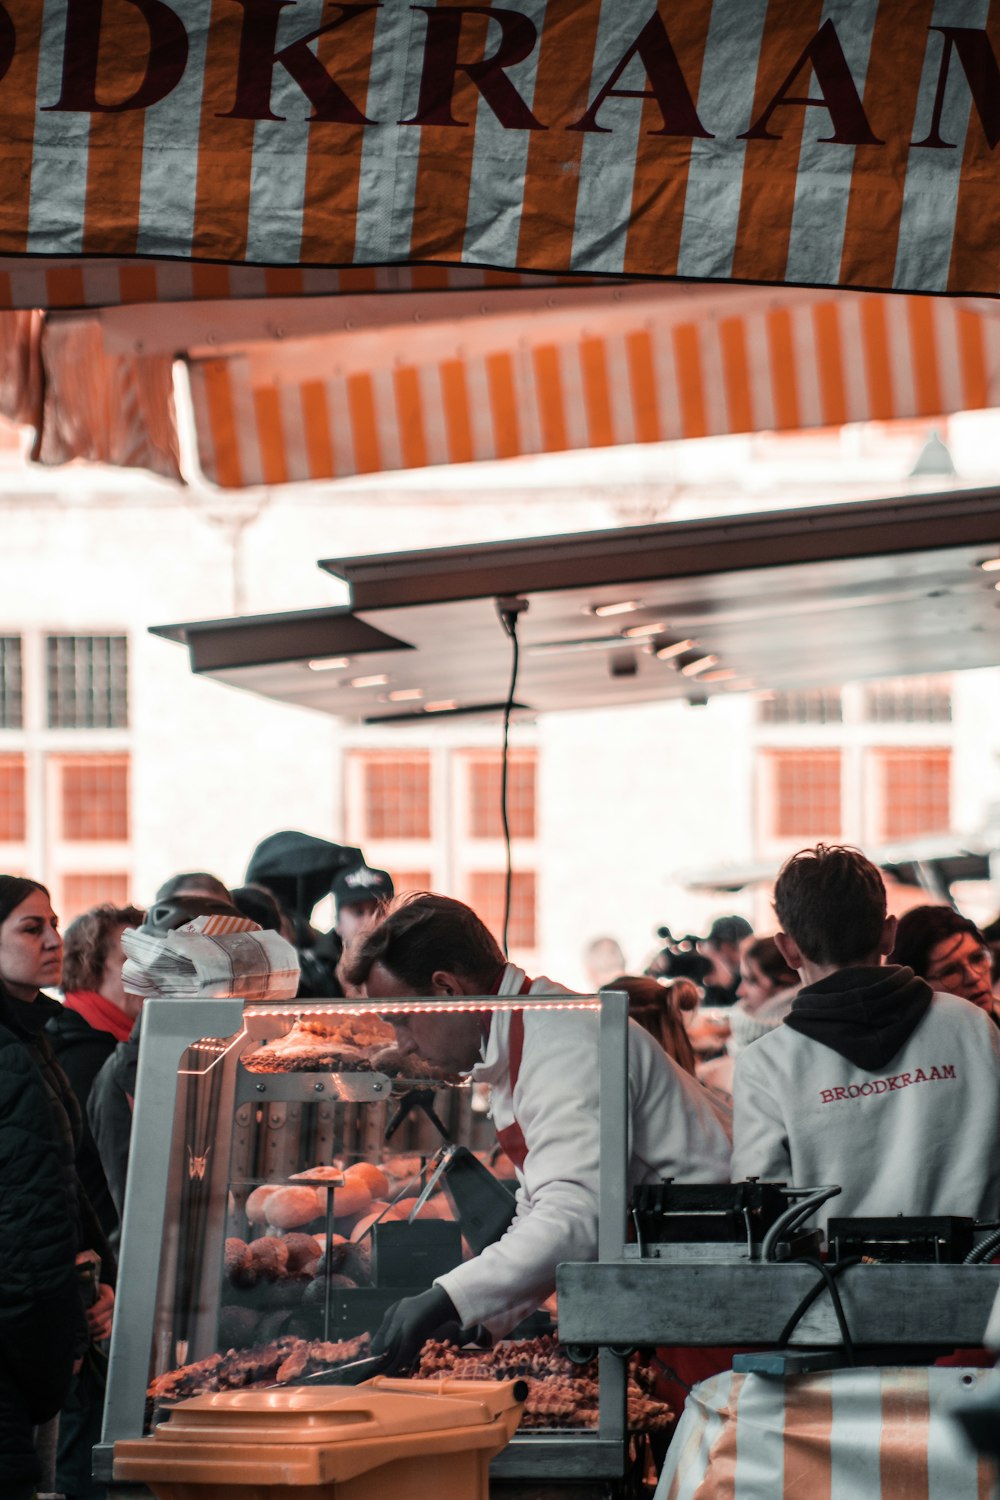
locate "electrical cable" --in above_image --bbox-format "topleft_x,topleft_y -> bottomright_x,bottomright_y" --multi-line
776,1257 -> 860,1365
964,1226 -> 1000,1264
495,599 -> 525,956
761,1185 -> 842,1263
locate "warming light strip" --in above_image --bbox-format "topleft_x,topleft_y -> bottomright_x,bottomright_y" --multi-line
243,1000 -> 603,1018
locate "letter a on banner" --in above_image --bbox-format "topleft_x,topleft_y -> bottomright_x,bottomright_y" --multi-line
568,12 -> 712,136
740,18 -> 882,145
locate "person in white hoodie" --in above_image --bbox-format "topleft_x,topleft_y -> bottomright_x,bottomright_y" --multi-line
343,892 -> 732,1368
732,845 -> 1000,1234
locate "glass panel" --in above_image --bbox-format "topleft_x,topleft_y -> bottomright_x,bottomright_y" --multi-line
142,997 -> 614,1440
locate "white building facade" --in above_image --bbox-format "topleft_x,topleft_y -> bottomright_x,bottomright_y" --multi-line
1,414 -> 998,986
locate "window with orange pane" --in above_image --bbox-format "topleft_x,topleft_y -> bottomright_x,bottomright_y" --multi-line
466,751 -> 537,839
61,873 -> 131,922
871,748 -> 951,841
468,871 -> 537,951
0,755 -> 26,842
764,749 -> 843,840
359,752 -> 431,840
57,754 -> 130,841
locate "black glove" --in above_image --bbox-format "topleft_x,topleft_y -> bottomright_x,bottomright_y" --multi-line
371,1286 -> 461,1372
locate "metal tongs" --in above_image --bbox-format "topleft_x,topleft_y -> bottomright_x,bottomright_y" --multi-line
268,1352 -> 389,1388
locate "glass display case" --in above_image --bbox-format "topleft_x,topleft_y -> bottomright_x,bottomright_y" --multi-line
97,990 -> 634,1489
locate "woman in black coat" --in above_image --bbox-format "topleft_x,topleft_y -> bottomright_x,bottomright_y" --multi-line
0,876 -> 115,1499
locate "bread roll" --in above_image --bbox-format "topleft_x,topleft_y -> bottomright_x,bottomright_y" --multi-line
310,1178 -> 371,1221
344,1161 -> 390,1199
265,1186 -> 321,1230
245,1184 -> 282,1225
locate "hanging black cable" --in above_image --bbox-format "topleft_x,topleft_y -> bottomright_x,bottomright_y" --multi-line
495,597 -> 528,956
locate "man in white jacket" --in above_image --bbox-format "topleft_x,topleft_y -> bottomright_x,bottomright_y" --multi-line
732,845 -> 1000,1233
343,892 -> 732,1367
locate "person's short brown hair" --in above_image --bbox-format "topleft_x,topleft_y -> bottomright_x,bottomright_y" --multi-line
342,892 -> 504,994
62,903 -> 144,993
773,845 -> 886,967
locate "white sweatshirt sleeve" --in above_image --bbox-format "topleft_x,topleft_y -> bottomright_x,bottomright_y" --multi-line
435,1013 -> 603,1336
731,1041 -> 792,1183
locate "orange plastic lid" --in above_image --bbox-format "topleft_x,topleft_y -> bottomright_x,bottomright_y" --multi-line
155,1378 -> 522,1446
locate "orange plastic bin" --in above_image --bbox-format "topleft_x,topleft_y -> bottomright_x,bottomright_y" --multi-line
112,1376 -> 527,1500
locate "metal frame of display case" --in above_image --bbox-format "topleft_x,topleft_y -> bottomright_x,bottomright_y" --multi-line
96,989 -> 631,1489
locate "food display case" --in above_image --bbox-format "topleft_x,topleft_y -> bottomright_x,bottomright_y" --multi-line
96,990 -> 639,1493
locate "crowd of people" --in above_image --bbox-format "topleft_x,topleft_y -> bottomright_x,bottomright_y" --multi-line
2,835 -> 999,1498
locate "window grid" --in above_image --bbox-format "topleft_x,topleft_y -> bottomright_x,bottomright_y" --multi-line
758,689 -> 843,725
58,754 -> 130,842
361,752 -> 432,840
61,872 -> 131,922
766,749 -> 843,839
873,748 -> 951,840
0,636 -> 23,729
468,870 -> 537,951
46,634 -> 129,730
0,754 -> 26,841
467,752 -> 537,839
863,677 -> 952,724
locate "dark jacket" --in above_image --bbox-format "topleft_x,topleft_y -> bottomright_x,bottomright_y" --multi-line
46,1003 -> 119,1243
87,1018 -> 140,1224
0,1013 -> 82,1486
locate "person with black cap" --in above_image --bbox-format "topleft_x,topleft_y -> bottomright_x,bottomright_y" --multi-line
333,864 -> 394,946
245,831 -> 363,998
0,875 -> 115,1500
732,845 -> 1000,1234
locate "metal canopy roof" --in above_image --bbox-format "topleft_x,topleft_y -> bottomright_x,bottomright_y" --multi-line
153,488 -> 1000,724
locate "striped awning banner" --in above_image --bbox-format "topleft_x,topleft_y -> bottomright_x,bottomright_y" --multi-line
4,2 -> 1000,298
182,291 -> 1000,487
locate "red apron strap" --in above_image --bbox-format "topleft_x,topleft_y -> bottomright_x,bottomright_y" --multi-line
496,980 -> 532,1170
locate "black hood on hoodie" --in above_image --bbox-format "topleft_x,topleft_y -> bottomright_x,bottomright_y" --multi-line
245,832 -> 363,918
785,965 -> 933,1071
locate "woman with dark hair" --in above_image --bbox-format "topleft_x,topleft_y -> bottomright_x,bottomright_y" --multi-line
600,974 -> 699,1076
890,905 -> 998,1024
0,876 -> 114,1499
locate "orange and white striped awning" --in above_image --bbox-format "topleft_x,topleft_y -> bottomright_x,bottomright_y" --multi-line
4,3 -> 1000,300
180,287 -> 1000,487
19,283 -> 1000,487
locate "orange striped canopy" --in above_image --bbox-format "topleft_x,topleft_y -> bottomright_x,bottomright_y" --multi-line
8,282 -> 999,486
1,1 -> 1000,298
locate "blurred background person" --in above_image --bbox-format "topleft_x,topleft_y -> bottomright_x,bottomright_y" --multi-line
245,830 -> 362,997
890,905 -> 999,1025
153,871 -> 231,904
699,935 -> 798,1098
87,891 -> 244,1222
48,904 -> 145,1247
583,935 -> 627,991
230,882 -> 284,932
333,864 -> 394,945
697,915 -> 754,1006
600,974 -> 699,1076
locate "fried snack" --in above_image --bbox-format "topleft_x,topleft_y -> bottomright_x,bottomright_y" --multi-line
413,1335 -> 673,1433
282,1233 -> 322,1273
148,1335 -> 372,1400
224,1237 -> 249,1277
247,1236 -> 290,1280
